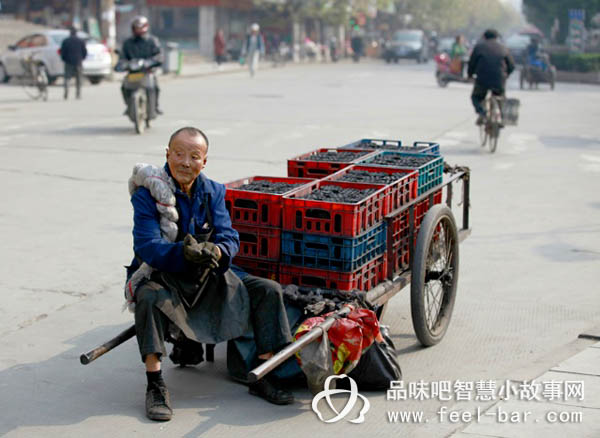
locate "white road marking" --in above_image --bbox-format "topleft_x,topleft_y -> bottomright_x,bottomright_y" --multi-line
445,131 -> 469,139
578,154 -> 600,172
435,138 -> 460,147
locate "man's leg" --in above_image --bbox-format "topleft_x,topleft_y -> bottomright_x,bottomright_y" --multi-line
75,65 -> 82,99
134,282 -> 173,421
242,275 -> 294,405
471,82 -> 488,124
63,64 -> 71,100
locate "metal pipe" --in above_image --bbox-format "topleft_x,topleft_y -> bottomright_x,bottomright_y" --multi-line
463,171 -> 470,230
247,306 -> 351,383
80,325 -> 136,365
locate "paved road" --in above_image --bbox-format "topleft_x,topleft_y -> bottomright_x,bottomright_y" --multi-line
0,61 -> 599,437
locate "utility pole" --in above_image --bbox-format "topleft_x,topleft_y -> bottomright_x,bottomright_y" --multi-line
100,0 -> 116,50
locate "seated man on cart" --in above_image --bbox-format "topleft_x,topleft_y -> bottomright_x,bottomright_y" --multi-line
126,126 -> 294,422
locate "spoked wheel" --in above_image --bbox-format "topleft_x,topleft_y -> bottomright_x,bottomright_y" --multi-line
411,205 -> 459,346
479,123 -> 487,147
488,98 -> 502,153
37,65 -> 49,101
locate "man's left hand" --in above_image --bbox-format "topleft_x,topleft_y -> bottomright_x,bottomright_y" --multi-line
183,234 -> 222,269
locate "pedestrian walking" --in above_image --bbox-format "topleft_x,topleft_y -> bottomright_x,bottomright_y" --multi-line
214,29 -> 226,66
242,23 -> 265,77
60,27 -> 87,100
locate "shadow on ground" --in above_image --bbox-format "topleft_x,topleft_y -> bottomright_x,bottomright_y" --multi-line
0,323 -> 305,436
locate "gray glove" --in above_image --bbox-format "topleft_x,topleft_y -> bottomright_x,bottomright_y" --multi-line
183,234 -> 221,270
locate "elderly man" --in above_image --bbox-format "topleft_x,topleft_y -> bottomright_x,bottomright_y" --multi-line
127,127 -> 293,421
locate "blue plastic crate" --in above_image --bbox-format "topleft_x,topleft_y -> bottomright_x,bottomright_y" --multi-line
339,139 -> 440,155
281,222 -> 387,271
359,151 -> 444,195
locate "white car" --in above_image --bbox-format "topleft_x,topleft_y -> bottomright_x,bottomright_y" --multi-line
0,29 -> 112,84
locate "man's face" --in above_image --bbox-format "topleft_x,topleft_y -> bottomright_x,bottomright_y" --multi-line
166,133 -> 208,189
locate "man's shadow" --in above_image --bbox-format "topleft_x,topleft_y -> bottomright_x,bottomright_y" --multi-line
0,323 -> 305,436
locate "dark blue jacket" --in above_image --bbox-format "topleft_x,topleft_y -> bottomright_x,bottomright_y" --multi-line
129,165 -> 239,275
60,35 -> 87,66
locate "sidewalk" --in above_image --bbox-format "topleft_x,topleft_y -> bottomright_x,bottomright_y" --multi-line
447,338 -> 600,437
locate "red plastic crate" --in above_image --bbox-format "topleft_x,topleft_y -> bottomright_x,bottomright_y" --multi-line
280,255 -> 387,291
282,180 -> 388,237
389,210 -> 411,274
233,257 -> 279,282
388,188 -> 443,275
233,225 -> 281,260
415,189 -> 443,229
225,176 -> 314,227
287,148 -> 375,178
325,165 -> 418,214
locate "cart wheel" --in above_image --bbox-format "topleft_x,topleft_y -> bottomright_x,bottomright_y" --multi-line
410,205 -> 459,346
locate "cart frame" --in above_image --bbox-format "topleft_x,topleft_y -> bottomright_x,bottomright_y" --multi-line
248,164 -> 471,382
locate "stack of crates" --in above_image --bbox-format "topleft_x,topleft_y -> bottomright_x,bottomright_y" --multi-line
225,176 -> 314,281
224,138 -> 446,290
353,144 -> 444,275
279,179 -> 391,291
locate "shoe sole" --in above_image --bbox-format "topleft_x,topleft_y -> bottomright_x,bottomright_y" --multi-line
147,412 -> 172,421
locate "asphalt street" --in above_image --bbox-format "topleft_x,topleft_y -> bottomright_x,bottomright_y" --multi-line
0,60 -> 599,437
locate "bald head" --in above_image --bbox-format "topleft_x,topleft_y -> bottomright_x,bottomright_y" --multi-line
168,127 -> 209,153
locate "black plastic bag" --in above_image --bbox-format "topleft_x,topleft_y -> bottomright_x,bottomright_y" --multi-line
339,325 -> 402,391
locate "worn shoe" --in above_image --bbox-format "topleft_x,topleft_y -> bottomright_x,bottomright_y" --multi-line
475,114 -> 486,125
249,376 -> 294,405
156,108 -> 164,115
145,382 -> 173,421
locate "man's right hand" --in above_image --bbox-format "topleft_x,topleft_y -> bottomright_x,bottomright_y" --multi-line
183,234 -> 220,270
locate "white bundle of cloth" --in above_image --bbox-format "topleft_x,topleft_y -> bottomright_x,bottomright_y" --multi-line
124,163 -> 179,312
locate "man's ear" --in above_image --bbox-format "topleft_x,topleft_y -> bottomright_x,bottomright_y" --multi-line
165,147 -> 170,160
202,156 -> 208,167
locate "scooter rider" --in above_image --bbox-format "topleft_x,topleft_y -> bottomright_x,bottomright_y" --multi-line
119,16 -> 163,114
468,29 -> 515,125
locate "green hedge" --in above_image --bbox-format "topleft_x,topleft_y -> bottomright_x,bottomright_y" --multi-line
550,53 -> 600,73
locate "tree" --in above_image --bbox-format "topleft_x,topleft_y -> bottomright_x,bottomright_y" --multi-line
398,0 -> 522,38
523,0 -> 600,43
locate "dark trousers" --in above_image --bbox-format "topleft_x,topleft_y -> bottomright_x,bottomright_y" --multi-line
64,64 -> 82,99
471,82 -> 504,116
134,274 -> 292,362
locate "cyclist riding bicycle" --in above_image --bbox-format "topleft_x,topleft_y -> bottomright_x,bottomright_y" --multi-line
467,29 -> 515,126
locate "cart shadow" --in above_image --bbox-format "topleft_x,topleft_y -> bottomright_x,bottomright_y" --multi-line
0,323 -> 304,436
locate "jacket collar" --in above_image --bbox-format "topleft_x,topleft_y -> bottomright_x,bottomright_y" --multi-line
164,163 -> 213,198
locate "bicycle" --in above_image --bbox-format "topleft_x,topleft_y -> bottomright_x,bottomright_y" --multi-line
478,93 -> 503,153
20,54 -> 48,101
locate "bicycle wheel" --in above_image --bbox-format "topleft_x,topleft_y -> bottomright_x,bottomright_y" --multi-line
37,65 -> 49,102
22,74 -> 42,101
488,98 -> 501,153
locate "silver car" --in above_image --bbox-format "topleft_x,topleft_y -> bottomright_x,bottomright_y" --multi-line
0,29 -> 112,84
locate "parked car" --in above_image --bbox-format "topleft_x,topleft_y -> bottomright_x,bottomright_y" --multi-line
0,29 -> 112,84
505,34 -> 532,65
383,29 -> 429,63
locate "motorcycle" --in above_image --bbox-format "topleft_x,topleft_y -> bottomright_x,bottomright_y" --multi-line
434,52 -> 470,87
116,58 -> 161,134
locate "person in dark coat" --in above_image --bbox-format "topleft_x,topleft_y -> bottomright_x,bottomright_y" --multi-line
128,127 -> 294,422
60,26 -> 87,100
119,16 -> 163,114
468,29 -> 515,124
